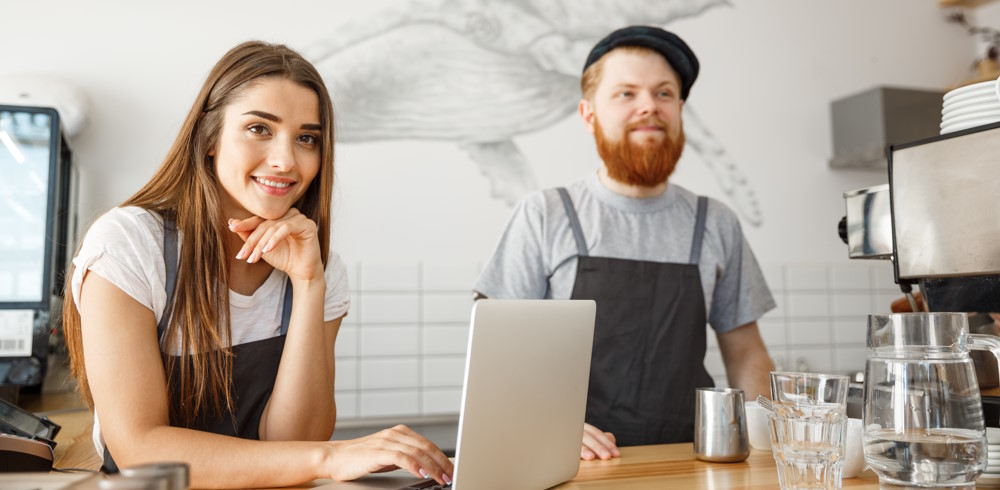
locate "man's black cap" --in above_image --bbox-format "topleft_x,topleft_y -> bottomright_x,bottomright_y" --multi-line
583,25 -> 699,100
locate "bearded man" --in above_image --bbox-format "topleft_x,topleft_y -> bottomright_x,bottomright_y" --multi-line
473,26 -> 777,460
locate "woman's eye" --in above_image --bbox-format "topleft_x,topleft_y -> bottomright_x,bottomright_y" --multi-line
618,91 -> 633,98
298,134 -> 319,146
248,124 -> 270,135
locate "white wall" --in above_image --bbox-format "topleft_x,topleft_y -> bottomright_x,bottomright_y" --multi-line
3,0 -> 991,420
0,1 -> 978,265
975,1 -> 1000,51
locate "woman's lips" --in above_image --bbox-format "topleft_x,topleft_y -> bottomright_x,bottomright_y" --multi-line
252,176 -> 296,196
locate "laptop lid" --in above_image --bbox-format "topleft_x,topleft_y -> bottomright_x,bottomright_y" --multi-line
317,299 -> 596,490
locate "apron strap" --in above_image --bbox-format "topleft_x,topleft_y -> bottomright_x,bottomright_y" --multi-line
688,196 -> 709,265
556,187 -> 588,257
279,278 -> 293,335
156,218 -> 294,340
158,218 -> 179,342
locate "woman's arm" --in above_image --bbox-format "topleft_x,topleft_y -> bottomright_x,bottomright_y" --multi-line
80,272 -> 328,488
82,272 -> 454,488
259,276 -> 340,441
227,210 -> 341,441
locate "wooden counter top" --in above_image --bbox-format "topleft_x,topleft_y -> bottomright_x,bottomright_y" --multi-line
552,444 -> 881,489
50,410 -> 983,489
48,409 -> 102,471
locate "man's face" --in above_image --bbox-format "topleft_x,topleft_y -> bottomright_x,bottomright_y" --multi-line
579,48 -> 686,187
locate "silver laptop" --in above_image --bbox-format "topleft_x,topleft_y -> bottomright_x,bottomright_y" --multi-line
319,299 -> 596,490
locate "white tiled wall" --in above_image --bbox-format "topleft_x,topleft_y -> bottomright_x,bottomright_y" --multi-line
704,260 -> 899,387
337,260 -> 898,421
336,262 -> 477,421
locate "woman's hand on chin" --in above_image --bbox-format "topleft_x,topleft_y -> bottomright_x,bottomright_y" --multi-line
228,208 -> 324,282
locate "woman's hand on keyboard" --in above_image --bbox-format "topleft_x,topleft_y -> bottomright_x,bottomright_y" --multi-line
322,424 -> 454,485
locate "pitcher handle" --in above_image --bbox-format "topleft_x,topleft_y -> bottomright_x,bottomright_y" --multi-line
969,333 -> 1000,375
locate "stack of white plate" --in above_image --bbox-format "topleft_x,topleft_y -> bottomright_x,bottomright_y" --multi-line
981,427 -> 1000,486
940,78 -> 1000,134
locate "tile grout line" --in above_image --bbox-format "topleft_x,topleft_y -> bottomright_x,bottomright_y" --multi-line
355,261 -> 362,418
417,262 -> 424,416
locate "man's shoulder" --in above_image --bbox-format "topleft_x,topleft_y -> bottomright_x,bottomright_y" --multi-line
535,176 -> 592,208
515,178 -> 588,216
668,185 -> 741,228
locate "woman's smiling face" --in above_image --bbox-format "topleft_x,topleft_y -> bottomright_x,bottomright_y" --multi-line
211,77 -> 322,221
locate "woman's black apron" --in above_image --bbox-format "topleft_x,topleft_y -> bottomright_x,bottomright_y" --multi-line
557,188 -> 715,446
102,219 -> 292,472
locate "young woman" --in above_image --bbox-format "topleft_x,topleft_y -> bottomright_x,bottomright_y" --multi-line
63,41 -> 453,488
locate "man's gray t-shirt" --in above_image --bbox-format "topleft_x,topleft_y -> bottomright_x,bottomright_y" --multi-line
474,172 -> 775,333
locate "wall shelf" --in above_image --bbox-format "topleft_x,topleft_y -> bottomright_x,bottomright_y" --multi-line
939,0 -> 998,7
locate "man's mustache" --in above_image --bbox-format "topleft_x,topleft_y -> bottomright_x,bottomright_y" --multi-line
625,119 -> 669,132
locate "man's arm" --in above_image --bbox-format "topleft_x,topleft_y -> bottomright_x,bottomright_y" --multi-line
715,321 -> 774,399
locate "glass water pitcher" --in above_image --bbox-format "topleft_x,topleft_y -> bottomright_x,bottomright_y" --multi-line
863,312 -> 1000,487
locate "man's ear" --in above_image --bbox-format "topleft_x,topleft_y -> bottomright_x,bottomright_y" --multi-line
579,98 -> 596,135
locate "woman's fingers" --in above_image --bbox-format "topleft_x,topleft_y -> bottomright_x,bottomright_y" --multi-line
330,426 -> 453,485
379,443 -> 449,484
227,210 -> 323,279
384,425 -> 454,478
372,426 -> 452,484
235,221 -> 273,262
229,213 -> 315,263
228,216 -> 264,239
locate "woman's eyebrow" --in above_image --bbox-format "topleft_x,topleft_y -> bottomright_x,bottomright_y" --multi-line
243,110 -> 280,122
244,110 -> 320,130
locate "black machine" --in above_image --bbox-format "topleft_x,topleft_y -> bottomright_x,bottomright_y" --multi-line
0,104 -> 78,400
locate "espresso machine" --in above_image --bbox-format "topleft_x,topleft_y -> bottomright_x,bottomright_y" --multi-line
839,120 -> 1000,425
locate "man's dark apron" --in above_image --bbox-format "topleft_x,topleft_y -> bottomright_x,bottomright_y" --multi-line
102,219 -> 293,472
557,188 -> 714,446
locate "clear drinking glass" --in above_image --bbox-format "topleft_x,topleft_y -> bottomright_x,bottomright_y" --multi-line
863,313 -> 996,487
768,371 -> 850,490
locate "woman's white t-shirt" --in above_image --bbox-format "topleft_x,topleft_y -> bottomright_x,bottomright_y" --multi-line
70,206 -> 351,459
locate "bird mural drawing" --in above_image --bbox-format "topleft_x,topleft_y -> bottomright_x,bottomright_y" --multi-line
303,0 -> 763,226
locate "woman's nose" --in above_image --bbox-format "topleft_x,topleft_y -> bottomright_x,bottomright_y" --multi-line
266,138 -> 296,171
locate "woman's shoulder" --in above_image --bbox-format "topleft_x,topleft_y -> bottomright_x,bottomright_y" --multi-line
87,206 -> 165,239
79,206 -> 168,264
72,206 -> 168,313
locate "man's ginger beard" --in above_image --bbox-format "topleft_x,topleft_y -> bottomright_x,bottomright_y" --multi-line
594,117 -> 685,187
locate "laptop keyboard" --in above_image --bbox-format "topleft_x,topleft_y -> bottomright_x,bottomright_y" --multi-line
400,479 -> 452,489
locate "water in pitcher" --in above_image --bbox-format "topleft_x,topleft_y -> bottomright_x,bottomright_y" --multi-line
864,427 -> 985,486
862,313 -> 997,487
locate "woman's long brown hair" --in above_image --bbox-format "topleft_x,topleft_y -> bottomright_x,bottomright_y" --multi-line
63,41 -> 336,426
